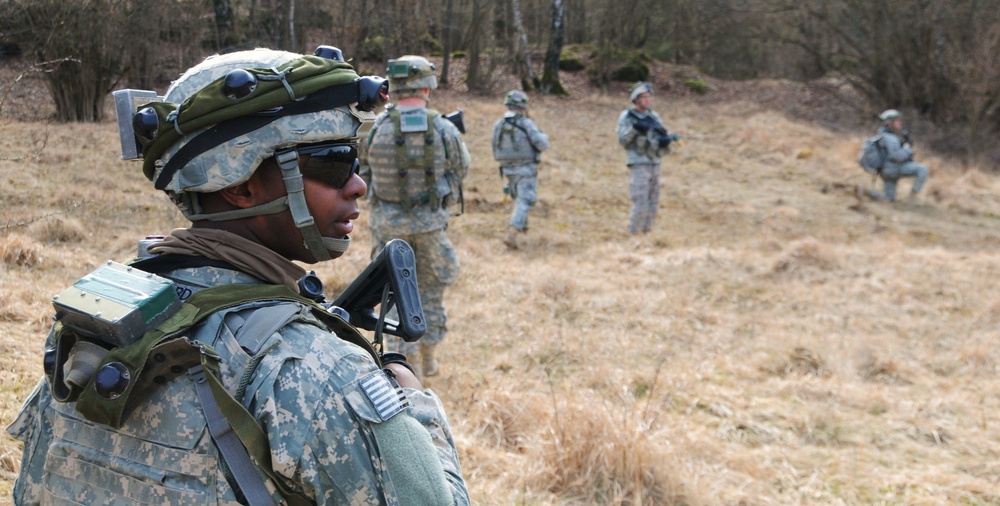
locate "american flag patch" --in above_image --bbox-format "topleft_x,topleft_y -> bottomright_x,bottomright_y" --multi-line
359,371 -> 409,421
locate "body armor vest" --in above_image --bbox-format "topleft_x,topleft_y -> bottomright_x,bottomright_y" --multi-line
493,116 -> 539,163
33,283 -> 376,505
367,107 -> 450,210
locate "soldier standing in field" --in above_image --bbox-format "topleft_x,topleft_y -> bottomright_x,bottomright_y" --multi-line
492,90 -> 550,250
360,55 -> 471,379
616,81 -> 677,234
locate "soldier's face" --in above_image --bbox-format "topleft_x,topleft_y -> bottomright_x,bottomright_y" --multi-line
634,92 -> 652,111
244,156 -> 367,263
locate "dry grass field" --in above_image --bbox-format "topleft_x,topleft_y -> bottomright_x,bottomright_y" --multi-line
2,60 -> 1000,505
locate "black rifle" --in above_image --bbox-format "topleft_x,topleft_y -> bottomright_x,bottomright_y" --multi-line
444,109 -> 466,134
330,239 -> 426,344
628,110 -> 679,147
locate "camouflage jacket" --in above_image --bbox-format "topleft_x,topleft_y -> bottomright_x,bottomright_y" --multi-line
877,126 -> 916,165
7,257 -> 469,505
617,108 -> 669,165
491,112 -> 549,166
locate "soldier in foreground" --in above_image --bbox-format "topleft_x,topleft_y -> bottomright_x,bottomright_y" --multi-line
361,55 -> 470,379
616,81 -> 678,234
7,47 -> 468,505
491,90 -> 550,250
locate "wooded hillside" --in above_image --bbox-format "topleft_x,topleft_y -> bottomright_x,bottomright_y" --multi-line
2,1 -> 1000,167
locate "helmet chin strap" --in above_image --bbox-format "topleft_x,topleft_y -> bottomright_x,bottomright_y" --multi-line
180,149 -> 351,261
274,149 -> 349,261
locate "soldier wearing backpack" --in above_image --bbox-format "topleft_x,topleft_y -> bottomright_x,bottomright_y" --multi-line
8,48 -> 469,505
361,55 -> 471,379
867,109 -> 930,202
492,90 -> 550,250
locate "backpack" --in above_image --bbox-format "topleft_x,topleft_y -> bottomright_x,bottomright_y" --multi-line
858,134 -> 886,174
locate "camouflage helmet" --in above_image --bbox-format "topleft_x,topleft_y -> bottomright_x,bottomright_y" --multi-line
629,81 -> 654,102
386,55 -> 437,97
879,109 -> 902,124
152,48 -> 372,196
504,90 -> 529,109
131,46 -> 388,260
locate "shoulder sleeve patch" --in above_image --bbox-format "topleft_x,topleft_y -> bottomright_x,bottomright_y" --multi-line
345,370 -> 409,423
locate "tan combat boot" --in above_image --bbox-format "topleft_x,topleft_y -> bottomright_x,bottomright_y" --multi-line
422,345 -> 440,377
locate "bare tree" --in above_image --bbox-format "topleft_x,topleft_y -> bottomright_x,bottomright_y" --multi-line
212,0 -> 238,50
511,0 -> 538,90
440,0 -> 456,87
465,0 -> 489,92
539,0 -> 567,95
4,0 -> 132,122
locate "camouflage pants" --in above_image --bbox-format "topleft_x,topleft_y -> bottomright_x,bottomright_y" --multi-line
371,228 -> 459,358
878,161 -> 929,201
502,165 -> 538,231
628,163 -> 661,234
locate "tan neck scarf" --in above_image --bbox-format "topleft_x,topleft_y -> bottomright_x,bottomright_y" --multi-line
147,228 -> 306,292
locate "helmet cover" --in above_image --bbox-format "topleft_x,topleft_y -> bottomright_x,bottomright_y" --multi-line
629,81 -> 654,102
152,48 -> 366,195
386,55 -> 438,96
879,109 -> 902,124
504,90 -> 528,108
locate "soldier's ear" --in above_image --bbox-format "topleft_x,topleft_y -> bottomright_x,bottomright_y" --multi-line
218,183 -> 253,207
219,160 -> 282,208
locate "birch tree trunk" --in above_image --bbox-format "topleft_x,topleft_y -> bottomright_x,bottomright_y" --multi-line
440,0 -> 455,87
511,0 -> 538,90
540,0 -> 567,95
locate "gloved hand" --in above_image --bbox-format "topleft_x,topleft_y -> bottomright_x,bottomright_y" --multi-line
656,133 -> 680,148
382,352 -> 422,389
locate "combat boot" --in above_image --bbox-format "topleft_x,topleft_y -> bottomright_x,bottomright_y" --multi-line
503,228 -> 519,250
422,345 -> 440,377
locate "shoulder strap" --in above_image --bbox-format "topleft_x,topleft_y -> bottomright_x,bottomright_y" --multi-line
503,116 -> 540,152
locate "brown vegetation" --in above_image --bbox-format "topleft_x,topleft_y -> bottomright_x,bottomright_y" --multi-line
2,59 -> 1000,505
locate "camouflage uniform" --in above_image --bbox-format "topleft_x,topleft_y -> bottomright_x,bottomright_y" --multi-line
870,110 -> 929,202
7,231 -> 469,505
617,82 -> 672,234
7,47 -> 469,505
492,91 -> 549,244
361,56 -> 471,376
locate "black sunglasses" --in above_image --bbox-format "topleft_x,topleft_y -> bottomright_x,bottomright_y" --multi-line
296,141 -> 360,188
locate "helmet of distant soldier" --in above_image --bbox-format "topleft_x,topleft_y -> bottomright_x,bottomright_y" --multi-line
629,81 -> 654,102
504,90 -> 529,109
879,109 -> 902,124
386,55 -> 437,100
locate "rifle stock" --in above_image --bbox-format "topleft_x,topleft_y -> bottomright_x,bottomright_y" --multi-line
331,239 -> 426,342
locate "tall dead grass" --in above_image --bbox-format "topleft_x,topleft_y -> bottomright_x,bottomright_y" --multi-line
2,78 -> 1000,505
